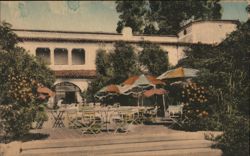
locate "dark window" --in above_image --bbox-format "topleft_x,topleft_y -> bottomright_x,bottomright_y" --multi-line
54,48 -> 68,65
183,29 -> 187,35
36,48 -> 51,65
72,48 -> 85,65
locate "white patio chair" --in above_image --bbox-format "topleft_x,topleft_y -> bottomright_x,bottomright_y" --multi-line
79,110 -> 103,134
113,109 -> 134,133
143,106 -> 159,123
165,105 -> 184,128
66,109 -> 81,128
112,103 -> 120,108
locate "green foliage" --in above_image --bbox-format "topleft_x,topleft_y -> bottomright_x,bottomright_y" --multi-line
149,0 -> 222,35
179,21 -> 250,116
34,104 -> 48,122
116,0 -> 222,35
246,4 -> 250,13
0,104 -> 34,137
87,49 -> 114,101
95,49 -> 111,77
0,22 -> 18,50
181,82 -> 209,117
115,1 -> 149,34
87,42 -> 140,102
0,22 -> 55,138
109,41 -> 140,83
179,82 -> 214,131
139,42 -> 168,76
88,41 -> 170,102
177,20 -> 250,154
214,115 -> 249,156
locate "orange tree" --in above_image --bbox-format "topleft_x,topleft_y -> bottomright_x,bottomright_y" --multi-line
180,81 -> 212,131
0,22 -> 55,138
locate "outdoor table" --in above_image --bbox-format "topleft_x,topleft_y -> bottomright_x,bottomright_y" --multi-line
118,106 -> 153,124
72,106 -> 154,133
50,109 -> 65,128
95,107 -> 113,132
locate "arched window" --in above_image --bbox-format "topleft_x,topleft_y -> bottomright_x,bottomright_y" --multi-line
72,48 -> 85,65
36,48 -> 51,64
54,48 -> 68,65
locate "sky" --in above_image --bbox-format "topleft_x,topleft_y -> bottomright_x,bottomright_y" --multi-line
0,1 -> 249,33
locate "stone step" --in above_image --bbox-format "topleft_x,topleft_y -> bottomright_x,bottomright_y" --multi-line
22,131 -> 207,150
21,140 -> 214,156
106,148 -> 222,156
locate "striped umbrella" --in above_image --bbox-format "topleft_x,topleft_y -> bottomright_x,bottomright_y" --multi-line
95,84 -> 120,100
143,88 -> 168,114
120,74 -> 165,107
121,74 -> 165,95
37,86 -> 55,97
157,67 -> 199,80
143,88 -> 168,97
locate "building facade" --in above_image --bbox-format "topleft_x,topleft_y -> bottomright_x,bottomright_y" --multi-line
13,20 -> 238,104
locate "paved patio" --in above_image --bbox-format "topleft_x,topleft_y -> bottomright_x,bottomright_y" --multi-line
30,124 -> 178,140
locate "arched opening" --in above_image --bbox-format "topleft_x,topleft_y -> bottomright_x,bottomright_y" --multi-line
54,48 -> 68,65
53,82 -> 82,105
36,47 -> 51,64
72,48 -> 85,65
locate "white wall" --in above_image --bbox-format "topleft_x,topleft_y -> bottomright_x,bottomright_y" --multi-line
15,20 -> 238,90
191,22 -> 236,44
178,26 -> 193,43
178,21 -> 237,44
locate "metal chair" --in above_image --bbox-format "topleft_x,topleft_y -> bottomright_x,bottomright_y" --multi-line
66,109 -> 81,129
113,109 -> 134,133
143,106 -> 159,123
112,103 -> 120,108
79,110 -> 103,134
165,105 -> 184,128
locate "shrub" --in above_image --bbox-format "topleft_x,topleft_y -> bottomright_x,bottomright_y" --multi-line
0,22 -> 55,138
214,115 -> 249,156
177,81 -> 213,131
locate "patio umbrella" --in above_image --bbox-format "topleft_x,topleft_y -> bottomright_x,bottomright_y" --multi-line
95,84 -> 120,100
143,88 -> 168,116
37,86 -> 55,97
157,67 -> 199,80
143,88 -> 168,97
120,74 -> 165,107
121,74 -> 165,95
37,94 -> 47,100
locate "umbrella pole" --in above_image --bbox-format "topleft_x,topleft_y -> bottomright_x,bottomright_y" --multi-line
137,93 -> 140,107
162,94 -> 166,117
141,88 -> 144,107
155,95 -> 157,105
142,93 -> 144,107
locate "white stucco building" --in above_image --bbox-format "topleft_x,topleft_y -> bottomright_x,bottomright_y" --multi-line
13,20 -> 238,104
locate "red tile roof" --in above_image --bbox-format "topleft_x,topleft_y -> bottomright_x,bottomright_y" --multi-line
54,70 -> 96,78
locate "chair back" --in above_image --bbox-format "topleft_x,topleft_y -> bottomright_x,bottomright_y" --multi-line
116,108 -> 134,121
95,103 -> 101,107
81,108 -> 96,123
113,103 -> 120,108
88,103 -> 94,107
66,109 -> 78,126
166,105 -> 183,118
150,106 -> 158,115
